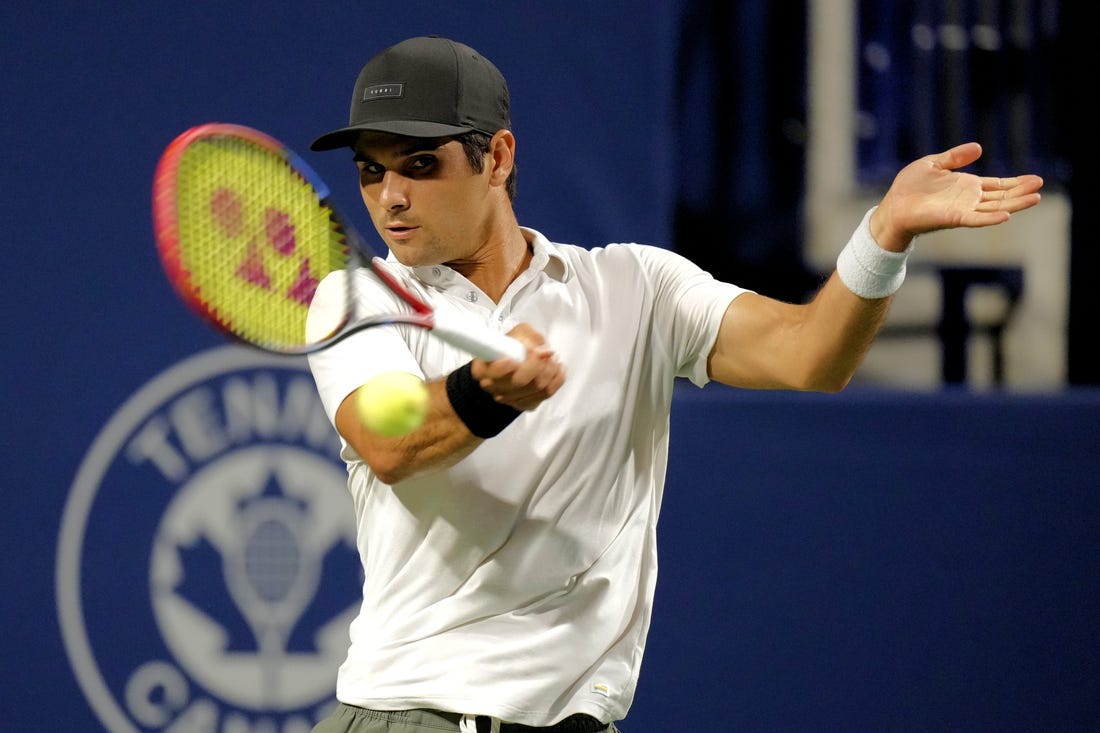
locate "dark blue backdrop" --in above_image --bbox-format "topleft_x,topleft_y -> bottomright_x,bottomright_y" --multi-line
4,2 -> 1099,731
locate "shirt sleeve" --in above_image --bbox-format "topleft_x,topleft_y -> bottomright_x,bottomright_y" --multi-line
306,269 -> 425,426
635,246 -> 752,388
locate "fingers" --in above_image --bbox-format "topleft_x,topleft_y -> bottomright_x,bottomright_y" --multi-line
476,351 -> 565,411
470,323 -> 565,411
983,174 -> 1045,198
975,174 -> 1044,214
493,350 -> 566,410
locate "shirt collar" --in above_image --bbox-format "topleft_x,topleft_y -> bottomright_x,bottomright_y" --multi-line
521,226 -> 570,283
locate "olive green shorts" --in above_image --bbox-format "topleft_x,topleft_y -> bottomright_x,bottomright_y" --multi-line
311,704 -> 619,733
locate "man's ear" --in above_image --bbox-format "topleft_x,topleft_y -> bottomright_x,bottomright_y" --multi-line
487,130 -> 516,186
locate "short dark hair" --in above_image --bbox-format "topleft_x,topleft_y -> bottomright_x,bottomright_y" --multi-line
457,132 -> 517,200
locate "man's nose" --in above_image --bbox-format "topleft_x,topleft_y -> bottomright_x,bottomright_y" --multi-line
378,171 -> 409,210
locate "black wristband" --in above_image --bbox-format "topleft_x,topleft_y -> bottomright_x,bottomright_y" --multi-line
445,361 -> 522,438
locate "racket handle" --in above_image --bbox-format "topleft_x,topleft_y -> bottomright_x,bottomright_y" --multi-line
432,310 -> 528,362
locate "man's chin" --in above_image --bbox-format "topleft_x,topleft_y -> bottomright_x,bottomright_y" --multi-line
384,244 -> 432,268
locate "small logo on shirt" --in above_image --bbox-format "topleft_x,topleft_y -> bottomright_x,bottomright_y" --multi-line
590,683 -> 610,697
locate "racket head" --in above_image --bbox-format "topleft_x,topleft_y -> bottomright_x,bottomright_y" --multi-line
152,122 -> 361,353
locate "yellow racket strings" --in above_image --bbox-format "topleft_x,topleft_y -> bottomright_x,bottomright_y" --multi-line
173,136 -> 349,349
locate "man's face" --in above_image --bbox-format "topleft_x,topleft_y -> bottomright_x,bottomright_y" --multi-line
352,132 -> 493,268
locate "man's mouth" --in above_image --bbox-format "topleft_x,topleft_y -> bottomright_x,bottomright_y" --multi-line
385,224 -> 417,238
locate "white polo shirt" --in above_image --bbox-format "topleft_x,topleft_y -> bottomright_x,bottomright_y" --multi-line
307,227 -> 748,726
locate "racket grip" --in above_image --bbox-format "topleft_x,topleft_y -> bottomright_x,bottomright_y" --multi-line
432,310 -> 528,362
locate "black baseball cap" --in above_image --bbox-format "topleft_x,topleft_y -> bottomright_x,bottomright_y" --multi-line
310,36 -> 511,151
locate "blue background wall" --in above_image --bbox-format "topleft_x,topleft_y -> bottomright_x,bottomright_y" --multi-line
3,2 -> 1099,731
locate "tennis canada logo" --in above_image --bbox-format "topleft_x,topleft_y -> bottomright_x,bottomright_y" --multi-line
57,346 -> 360,733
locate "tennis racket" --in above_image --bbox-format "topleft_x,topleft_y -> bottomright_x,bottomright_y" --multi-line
151,122 -> 526,361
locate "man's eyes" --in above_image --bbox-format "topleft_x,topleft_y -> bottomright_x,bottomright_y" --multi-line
357,156 -> 437,179
407,155 -> 436,172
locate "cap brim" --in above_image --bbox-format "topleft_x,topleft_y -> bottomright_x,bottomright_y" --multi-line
310,120 -> 480,151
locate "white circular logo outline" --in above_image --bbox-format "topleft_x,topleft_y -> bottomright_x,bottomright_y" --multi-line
56,345 -> 320,733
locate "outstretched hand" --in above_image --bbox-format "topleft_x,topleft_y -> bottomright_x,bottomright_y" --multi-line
870,142 -> 1044,252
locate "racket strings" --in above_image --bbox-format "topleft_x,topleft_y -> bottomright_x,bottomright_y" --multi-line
173,135 -> 351,350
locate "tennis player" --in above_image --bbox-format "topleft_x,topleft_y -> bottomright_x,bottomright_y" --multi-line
305,35 -> 1043,733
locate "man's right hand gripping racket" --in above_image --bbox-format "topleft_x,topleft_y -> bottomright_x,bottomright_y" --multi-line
151,122 -> 526,361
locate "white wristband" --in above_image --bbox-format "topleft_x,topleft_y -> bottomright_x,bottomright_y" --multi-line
836,207 -> 912,299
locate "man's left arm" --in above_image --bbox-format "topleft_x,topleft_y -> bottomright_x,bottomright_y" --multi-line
707,142 -> 1043,392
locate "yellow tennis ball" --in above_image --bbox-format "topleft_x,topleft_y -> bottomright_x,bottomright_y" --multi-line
356,371 -> 429,437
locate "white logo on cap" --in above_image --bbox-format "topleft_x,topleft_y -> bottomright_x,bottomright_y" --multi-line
363,83 -> 404,101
